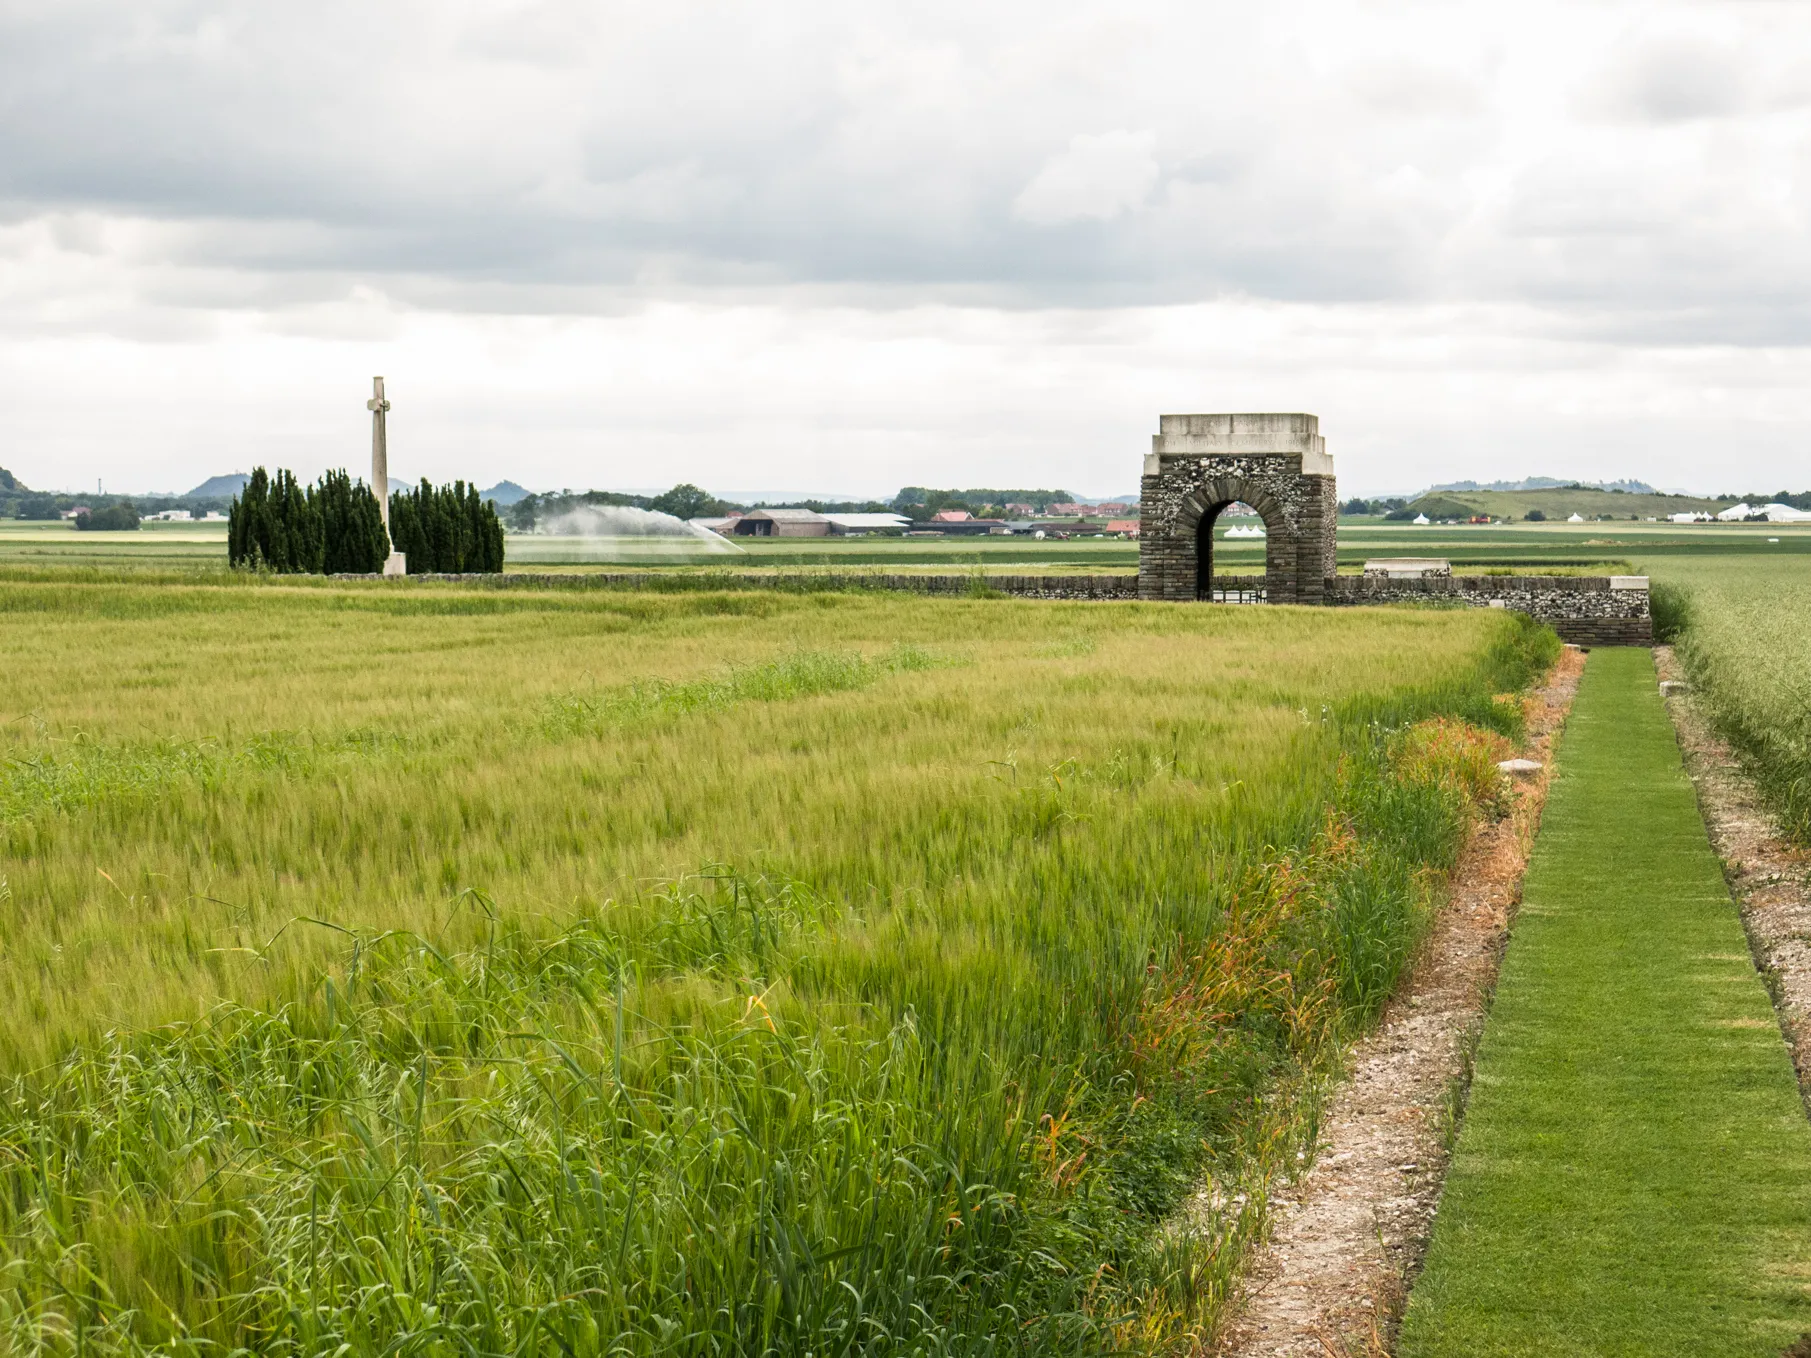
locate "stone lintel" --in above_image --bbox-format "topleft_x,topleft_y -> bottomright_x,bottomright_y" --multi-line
1147,413 -> 1332,477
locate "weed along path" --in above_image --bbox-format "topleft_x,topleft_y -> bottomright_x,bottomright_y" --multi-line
1399,648 -> 1811,1357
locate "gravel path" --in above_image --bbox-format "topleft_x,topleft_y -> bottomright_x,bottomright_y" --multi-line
1214,646 -> 1584,1357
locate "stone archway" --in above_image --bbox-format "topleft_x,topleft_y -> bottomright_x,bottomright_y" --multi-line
1136,414 -> 1338,604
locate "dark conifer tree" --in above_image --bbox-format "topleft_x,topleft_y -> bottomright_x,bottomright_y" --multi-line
274,469 -> 324,572
314,470 -> 390,573
228,467 -> 319,571
232,466 -> 391,573
381,478 -> 504,574
388,483 -> 430,571
227,468 -> 270,568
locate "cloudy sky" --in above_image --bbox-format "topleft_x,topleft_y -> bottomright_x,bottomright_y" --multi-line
2,0 -> 1808,498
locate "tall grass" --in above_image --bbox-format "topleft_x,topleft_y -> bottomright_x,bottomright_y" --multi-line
0,578 -> 1554,1352
1661,558 -> 1811,841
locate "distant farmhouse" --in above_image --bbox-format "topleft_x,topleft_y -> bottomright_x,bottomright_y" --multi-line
709,508 -> 911,537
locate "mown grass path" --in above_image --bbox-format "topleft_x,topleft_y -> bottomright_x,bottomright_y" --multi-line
1399,647 -> 1811,1357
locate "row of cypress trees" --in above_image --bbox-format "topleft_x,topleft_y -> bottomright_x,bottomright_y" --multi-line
227,469 -> 504,574
387,479 -> 506,574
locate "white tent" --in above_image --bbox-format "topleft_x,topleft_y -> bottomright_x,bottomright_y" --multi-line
1412,513 -> 1430,525
1716,502 -> 1754,521
1763,503 -> 1811,522
1567,513 -> 1584,523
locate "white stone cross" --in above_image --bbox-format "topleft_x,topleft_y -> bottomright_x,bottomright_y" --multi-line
368,376 -> 392,523
368,376 -> 407,576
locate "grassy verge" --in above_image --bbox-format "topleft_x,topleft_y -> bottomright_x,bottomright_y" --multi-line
0,579 -> 1554,1352
1399,647 -> 1811,1357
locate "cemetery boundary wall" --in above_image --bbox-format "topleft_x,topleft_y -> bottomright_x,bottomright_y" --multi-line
340,571 -> 1652,646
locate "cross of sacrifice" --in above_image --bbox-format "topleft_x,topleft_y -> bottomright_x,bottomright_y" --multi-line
368,376 -> 392,521
367,376 -> 408,576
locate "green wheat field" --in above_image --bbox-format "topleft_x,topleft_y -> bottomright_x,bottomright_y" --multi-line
0,568 -> 1557,1353
0,521 -> 1807,1354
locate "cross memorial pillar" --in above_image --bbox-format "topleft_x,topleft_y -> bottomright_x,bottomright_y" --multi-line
368,376 -> 408,577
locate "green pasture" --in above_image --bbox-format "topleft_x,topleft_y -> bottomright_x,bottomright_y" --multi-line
1389,484 -> 1729,522
1400,649 -> 1811,1356
6,513 -> 1808,576
0,519 -> 230,568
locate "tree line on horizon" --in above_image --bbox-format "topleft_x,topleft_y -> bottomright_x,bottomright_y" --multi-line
228,468 -> 504,574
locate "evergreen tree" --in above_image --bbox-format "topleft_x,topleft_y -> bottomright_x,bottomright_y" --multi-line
228,468 -> 272,568
387,478 -> 505,573
228,466 -> 333,572
314,470 -> 390,573
276,469 -> 324,572
232,469 -> 498,574
388,488 -> 427,571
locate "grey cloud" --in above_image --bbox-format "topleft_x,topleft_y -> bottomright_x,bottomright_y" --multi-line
1345,60 -> 1486,118
0,0 -> 1806,342
1588,39 -> 1747,123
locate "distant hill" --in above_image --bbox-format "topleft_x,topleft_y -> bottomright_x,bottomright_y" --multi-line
0,467 -> 23,492
1427,476 -> 1661,496
1405,486 -> 1730,521
188,472 -> 250,498
481,480 -> 532,506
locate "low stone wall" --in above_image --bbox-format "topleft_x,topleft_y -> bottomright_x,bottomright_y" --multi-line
334,569 -> 1652,644
1326,574 -> 1653,647
361,571 -> 1142,599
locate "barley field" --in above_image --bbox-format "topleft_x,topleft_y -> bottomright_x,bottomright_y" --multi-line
1650,554 -> 1811,843
0,574 -> 1552,1354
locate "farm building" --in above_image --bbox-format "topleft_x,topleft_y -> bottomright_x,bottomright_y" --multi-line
717,509 -> 912,537
731,509 -> 830,537
824,513 -> 910,535
930,517 -> 1010,536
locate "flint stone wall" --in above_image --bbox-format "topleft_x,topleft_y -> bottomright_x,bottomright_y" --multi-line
1326,574 -> 1653,646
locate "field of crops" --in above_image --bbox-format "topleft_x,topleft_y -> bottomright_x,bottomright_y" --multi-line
0,574 -> 1554,1353
4,515 -> 1807,576
1650,554 -> 1811,846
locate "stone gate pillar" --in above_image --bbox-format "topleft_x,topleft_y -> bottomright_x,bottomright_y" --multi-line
1136,413 -> 1338,604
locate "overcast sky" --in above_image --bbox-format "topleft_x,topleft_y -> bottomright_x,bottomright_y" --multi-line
3,0 -> 1809,498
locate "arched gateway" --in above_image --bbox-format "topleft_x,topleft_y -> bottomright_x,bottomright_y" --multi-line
1136,413 -> 1338,604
